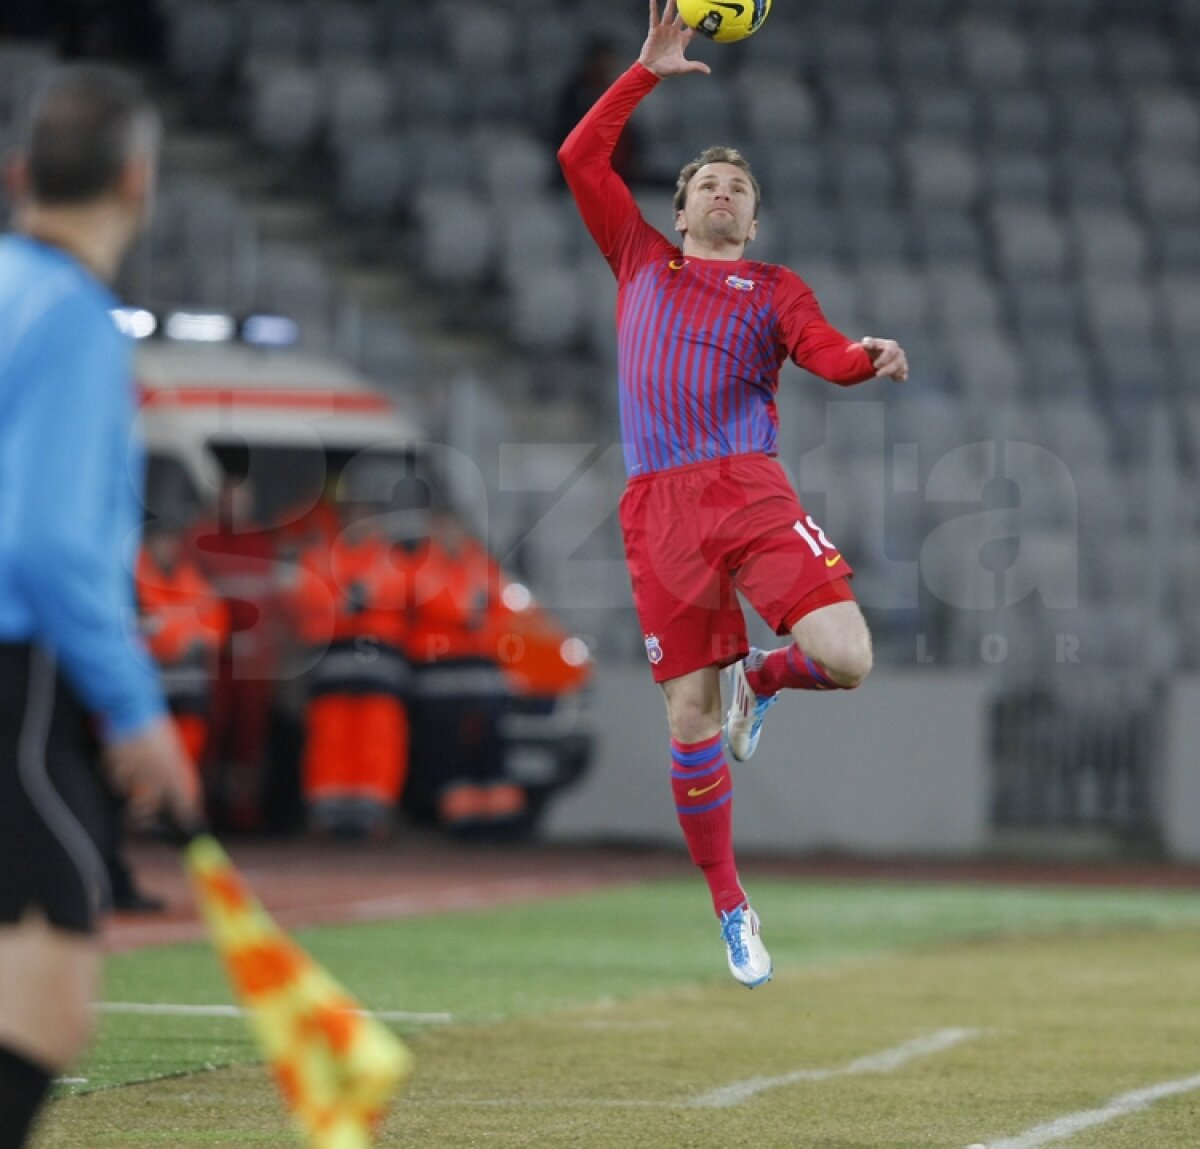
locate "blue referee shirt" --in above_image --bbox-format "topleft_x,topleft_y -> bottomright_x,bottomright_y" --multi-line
0,234 -> 165,742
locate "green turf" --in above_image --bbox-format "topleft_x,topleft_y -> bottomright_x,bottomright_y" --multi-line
35,876 -> 1200,1148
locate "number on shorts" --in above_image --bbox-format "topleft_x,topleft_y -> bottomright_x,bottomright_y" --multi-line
793,515 -> 835,557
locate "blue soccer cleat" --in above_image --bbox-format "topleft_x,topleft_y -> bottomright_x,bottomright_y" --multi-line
724,650 -> 778,762
720,903 -> 773,988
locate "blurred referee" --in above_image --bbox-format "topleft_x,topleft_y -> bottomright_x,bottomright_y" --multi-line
0,66 -> 198,1145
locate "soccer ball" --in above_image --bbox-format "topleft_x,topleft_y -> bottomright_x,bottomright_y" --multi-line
676,0 -> 772,43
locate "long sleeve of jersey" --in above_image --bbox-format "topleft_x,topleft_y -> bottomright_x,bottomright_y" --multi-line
774,269 -> 876,385
0,255 -> 166,743
558,63 -> 664,279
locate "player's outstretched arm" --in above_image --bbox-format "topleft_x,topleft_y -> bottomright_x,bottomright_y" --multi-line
638,0 -> 712,78
861,337 -> 909,382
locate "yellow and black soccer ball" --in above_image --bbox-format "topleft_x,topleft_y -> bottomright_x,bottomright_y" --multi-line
676,0 -> 772,43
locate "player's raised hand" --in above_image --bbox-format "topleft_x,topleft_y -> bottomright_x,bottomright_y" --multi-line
638,0 -> 712,78
861,337 -> 909,382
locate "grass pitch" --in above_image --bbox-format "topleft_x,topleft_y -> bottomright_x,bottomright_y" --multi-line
34,876 -> 1200,1148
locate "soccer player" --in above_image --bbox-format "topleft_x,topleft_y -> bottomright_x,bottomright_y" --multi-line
0,66 -> 199,1145
558,0 -> 908,987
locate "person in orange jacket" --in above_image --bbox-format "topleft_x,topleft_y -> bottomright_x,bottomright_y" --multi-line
294,496 -> 411,839
403,509 -> 526,836
136,518 -> 230,779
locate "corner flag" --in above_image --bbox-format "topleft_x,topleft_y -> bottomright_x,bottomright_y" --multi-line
185,835 -> 413,1148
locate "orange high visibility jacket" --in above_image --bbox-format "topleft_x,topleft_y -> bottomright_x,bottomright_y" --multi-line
405,537 -> 518,664
295,531 -> 409,651
135,549 -> 229,667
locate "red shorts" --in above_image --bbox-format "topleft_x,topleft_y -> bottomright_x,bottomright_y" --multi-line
619,453 -> 855,682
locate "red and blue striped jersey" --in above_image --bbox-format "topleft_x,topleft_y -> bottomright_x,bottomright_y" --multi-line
560,64 -> 875,477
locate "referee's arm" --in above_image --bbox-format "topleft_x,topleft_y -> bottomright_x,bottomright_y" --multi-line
9,298 -> 166,743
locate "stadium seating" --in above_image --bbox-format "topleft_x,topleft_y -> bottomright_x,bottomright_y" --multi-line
7,0 -> 1197,698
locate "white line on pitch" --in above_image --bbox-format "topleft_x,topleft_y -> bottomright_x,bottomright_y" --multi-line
405,1031 -> 983,1111
976,1072 -> 1200,1149
690,1028 -> 983,1109
97,1002 -> 453,1025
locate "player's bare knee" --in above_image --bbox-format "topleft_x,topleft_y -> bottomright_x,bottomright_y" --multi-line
664,692 -> 720,744
822,633 -> 873,688
667,700 -> 720,744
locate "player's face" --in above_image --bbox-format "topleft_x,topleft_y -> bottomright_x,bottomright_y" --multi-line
675,163 -> 758,248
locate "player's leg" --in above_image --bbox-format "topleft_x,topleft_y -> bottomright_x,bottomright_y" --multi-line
746,582 -> 874,694
724,460 -> 872,759
662,668 -> 771,988
786,598 -> 873,687
727,582 -> 872,760
0,915 -> 99,1146
619,464 -> 771,987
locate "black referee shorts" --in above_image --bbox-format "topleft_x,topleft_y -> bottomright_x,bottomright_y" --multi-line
0,643 -> 113,935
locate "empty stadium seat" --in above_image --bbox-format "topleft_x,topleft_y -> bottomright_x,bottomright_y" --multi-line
841,208 -> 914,268
313,2 -> 378,64
827,83 -> 901,145
1035,399 -> 1111,462
927,267 -> 1003,334
738,69 -> 818,145
814,22 -> 883,79
335,134 -> 416,221
1018,337 -> 1095,403
903,138 -> 980,210
446,3 -> 517,77
984,151 -> 1054,208
249,65 -> 324,153
1058,156 -> 1130,210
893,26 -> 959,87
1059,90 -> 1130,154
1102,29 -> 1177,88
326,63 -> 392,146
950,331 -> 1024,403
1032,32 -> 1101,89
959,19 -> 1033,90
858,267 -> 930,332
830,144 -> 898,209
983,91 -> 1055,152
1010,280 -> 1080,342
1131,89 -> 1200,157
479,130 -> 555,200
413,187 -> 495,287
166,0 -> 237,86
1133,154 -> 1200,220
1069,208 -> 1150,279
906,88 -> 977,144
912,211 -> 985,267
509,263 -> 582,352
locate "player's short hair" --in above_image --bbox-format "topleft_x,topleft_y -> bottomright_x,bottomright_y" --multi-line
673,146 -> 761,217
24,65 -> 158,206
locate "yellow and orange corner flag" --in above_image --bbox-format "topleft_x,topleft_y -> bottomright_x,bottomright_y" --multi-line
185,835 -> 413,1148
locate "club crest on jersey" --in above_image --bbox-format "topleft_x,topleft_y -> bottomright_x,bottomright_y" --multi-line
644,633 -> 664,664
725,274 -> 756,292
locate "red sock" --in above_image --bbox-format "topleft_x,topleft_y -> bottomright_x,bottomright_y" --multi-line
670,733 -> 745,916
745,643 -> 843,695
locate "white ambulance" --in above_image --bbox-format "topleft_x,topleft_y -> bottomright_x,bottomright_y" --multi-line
131,316 -> 593,832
